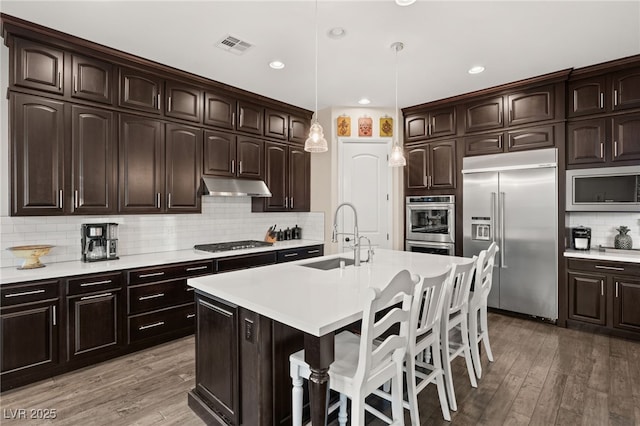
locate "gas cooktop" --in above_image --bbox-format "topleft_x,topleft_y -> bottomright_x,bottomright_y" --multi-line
194,240 -> 273,253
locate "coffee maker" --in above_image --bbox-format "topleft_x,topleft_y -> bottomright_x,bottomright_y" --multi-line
572,226 -> 591,251
81,223 -> 119,262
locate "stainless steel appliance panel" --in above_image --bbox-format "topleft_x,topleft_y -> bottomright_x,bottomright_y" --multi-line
405,196 -> 455,244
405,240 -> 455,256
498,167 -> 557,319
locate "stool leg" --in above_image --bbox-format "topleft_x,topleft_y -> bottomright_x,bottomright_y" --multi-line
481,304 -> 494,362
338,393 -> 348,426
291,371 -> 304,426
461,314 -> 478,388
441,327 -> 457,411
432,340 -> 451,421
406,353 -> 420,426
469,307 -> 482,379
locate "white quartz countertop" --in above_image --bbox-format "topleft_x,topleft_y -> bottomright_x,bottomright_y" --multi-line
564,248 -> 640,264
0,240 -> 323,285
188,249 -> 474,337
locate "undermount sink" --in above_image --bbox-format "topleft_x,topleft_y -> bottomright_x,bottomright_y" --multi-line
299,257 -> 355,270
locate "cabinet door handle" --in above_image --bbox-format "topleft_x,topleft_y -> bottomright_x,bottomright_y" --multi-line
427,123 -> 431,136
601,280 -> 604,296
231,159 -> 235,174
168,193 -> 172,209
290,197 -> 294,209
5,289 -> 45,298
186,266 -> 208,272
80,279 -> 112,287
186,287 -> 195,292
423,175 -> 427,187
509,109 -> 513,123
614,89 -> 618,106
168,96 -> 172,112
138,293 -> 165,301
59,189 -> 63,209
600,142 -> 604,159
58,72 -> 62,89
232,111 -> 236,125
139,321 -> 165,331
284,253 -> 299,258
595,265 -> 624,271
73,75 -> 78,93
614,141 -> 618,158
307,249 -> 320,254
199,299 -> 233,317
600,92 -> 604,109
74,190 -> 79,209
138,271 -> 165,278
285,196 -> 289,209
239,161 -> 243,175
157,93 -> 161,110
615,281 -> 619,298
186,313 -> 196,319
81,293 -> 112,301
52,305 -> 56,326
156,193 -> 161,209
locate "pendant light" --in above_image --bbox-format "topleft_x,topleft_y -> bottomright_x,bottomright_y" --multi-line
389,42 -> 406,167
304,0 -> 328,153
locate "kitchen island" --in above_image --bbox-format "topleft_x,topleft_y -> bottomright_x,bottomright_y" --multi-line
187,248 -> 474,425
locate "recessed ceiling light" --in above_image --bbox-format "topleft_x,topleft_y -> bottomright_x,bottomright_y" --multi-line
395,0 -> 417,6
468,65 -> 485,74
358,98 -> 371,105
269,60 -> 285,70
327,27 -> 346,39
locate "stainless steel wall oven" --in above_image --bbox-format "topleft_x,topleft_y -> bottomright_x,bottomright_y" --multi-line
405,195 -> 455,255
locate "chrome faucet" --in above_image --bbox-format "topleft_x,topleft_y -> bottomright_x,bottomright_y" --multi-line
332,202 -> 361,266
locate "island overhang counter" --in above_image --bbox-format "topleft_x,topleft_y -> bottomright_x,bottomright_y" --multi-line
187,248 -> 474,425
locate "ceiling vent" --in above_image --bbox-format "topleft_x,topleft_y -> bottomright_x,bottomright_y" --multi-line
216,35 -> 253,55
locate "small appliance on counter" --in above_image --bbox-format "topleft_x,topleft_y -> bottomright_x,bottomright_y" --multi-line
572,226 -> 591,250
81,223 -> 119,262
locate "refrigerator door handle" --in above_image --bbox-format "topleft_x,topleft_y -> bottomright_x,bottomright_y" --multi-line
500,191 -> 507,268
491,191 -> 499,267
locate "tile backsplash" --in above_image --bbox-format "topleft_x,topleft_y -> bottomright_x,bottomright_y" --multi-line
0,197 -> 324,268
566,212 -> 640,249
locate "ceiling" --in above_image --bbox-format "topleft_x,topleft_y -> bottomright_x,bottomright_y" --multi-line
1,1 -> 639,112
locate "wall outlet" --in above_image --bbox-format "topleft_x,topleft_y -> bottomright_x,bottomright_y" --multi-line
244,319 -> 254,343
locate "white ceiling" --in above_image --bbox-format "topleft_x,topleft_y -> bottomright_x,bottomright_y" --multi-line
2,1 -> 639,112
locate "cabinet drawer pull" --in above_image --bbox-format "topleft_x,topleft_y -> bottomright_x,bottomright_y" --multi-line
284,253 -> 299,258
80,280 -> 112,287
186,287 -> 195,292
616,281 -> 619,298
186,313 -> 196,319
595,265 -> 624,271
5,289 -> 45,298
139,321 -> 165,331
138,293 -> 165,301
600,280 -> 604,296
138,272 -> 165,278
199,299 -> 233,317
307,249 -> 320,254
81,293 -> 112,301
186,266 -> 208,272
600,92 -> 604,109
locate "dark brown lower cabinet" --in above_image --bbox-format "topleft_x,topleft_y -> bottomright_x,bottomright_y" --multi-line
0,280 -> 61,391
566,258 -> 640,339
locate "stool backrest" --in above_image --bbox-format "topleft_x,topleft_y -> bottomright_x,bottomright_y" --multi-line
354,269 -> 415,387
410,268 -> 451,350
445,258 -> 477,317
471,242 -> 499,305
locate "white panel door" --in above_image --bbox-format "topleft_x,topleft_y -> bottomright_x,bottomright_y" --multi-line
340,140 -> 391,252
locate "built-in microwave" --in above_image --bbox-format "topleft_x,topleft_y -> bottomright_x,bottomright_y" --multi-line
566,166 -> 640,211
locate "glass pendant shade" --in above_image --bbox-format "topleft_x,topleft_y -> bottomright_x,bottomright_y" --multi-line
305,121 -> 328,152
389,142 -> 406,167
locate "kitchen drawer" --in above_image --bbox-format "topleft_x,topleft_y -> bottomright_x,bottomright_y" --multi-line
128,303 -> 195,343
1,280 -> 59,307
128,279 -> 194,314
127,260 -> 213,285
277,245 -> 324,263
216,252 -> 277,273
67,272 -> 123,296
567,259 -> 640,277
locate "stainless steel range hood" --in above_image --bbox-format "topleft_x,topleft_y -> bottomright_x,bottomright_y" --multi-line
201,176 -> 272,197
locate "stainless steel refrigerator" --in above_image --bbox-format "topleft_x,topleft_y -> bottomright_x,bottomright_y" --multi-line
462,148 -> 558,320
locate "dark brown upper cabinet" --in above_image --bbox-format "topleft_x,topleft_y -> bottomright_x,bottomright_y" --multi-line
165,123 -> 202,213
567,118 -> 608,165
71,105 -> 117,214
203,130 -> 237,177
11,93 -> 65,216
204,92 -> 236,130
237,137 -> 264,179
288,114 -> 311,144
464,132 -> 504,157
12,37 -> 64,95
118,114 -> 164,213
119,67 -> 163,114
612,67 -> 640,112
568,75 -> 608,117
71,54 -> 113,105
264,109 -> 288,140
507,85 -> 554,126
405,140 -> 456,194
464,96 -> 504,133
612,113 -> 640,163
506,125 -> 556,152
404,106 -> 456,142
237,100 -> 263,135
165,81 -> 203,123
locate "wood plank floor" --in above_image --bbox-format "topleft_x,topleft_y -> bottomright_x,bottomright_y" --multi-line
1,312 -> 638,425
